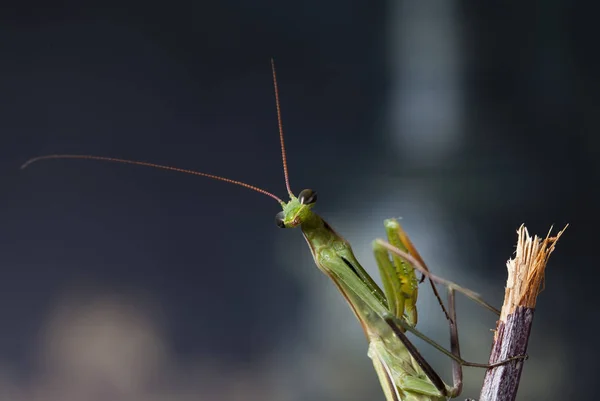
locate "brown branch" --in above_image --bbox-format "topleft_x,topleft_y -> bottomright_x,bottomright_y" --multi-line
478,224 -> 567,401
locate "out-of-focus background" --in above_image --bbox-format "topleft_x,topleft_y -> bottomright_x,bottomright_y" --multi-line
0,2 -> 592,400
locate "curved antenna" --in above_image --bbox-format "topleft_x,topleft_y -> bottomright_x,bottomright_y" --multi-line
270,58 -> 293,198
21,154 -> 284,203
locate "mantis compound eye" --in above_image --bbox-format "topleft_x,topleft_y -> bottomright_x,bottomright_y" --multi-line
298,189 -> 317,205
275,211 -> 286,228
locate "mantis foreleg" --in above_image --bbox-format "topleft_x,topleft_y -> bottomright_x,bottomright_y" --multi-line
375,237 -> 501,316
373,219 -> 527,399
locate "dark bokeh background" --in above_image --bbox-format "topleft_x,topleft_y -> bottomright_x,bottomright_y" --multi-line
0,2 -> 594,400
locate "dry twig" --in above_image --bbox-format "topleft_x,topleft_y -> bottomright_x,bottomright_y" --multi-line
478,224 -> 567,401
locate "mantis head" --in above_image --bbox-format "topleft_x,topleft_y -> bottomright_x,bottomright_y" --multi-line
275,189 -> 317,228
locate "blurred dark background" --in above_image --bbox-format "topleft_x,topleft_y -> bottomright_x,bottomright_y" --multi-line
0,2 -> 593,400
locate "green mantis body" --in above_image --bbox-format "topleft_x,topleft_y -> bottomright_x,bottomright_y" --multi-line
280,193 -> 451,401
23,61 -> 523,401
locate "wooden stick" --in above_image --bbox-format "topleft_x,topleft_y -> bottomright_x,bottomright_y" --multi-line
478,224 -> 567,401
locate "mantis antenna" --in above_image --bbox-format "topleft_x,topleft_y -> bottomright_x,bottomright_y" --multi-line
19,60 -> 300,205
270,58 -> 293,198
21,154 -> 283,203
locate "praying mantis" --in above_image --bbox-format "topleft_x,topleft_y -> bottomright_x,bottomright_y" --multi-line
22,60 -> 525,401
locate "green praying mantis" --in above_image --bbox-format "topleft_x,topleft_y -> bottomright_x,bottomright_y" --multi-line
22,60 -> 525,401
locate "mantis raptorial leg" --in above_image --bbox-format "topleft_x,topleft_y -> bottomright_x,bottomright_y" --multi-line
371,220 -> 526,399
21,60 -> 526,400
375,238 -> 501,316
